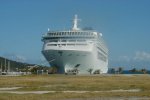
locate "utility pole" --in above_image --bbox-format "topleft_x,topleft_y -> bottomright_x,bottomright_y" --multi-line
0,62 -> 2,75
1,62 -> 2,71
8,61 -> 10,73
5,58 -> 7,72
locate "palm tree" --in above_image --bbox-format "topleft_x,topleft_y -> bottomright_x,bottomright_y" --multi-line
87,68 -> 93,75
30,67 -> 38,74
110,68 -> 115,74
141,68 -> 147,74
130,68 -> 137,73
118,67 -> 123,74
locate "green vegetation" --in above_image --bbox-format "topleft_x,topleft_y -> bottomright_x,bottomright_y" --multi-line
0,56 -> 49,74
0,56 -> 33,71
130,68 -> 148,74
0,74 -> 150,100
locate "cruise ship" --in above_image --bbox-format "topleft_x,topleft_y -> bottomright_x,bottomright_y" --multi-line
42,15 -> 108,74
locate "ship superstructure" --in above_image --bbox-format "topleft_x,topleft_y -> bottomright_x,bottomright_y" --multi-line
42,15 -> 108,74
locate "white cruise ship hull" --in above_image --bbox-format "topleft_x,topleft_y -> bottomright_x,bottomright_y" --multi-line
42,43 -> 108,74
42,15 -> 108,74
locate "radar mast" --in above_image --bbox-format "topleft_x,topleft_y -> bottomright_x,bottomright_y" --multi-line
72,14 -> 80,31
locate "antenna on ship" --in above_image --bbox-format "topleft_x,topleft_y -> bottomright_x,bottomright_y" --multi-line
72,14 -> 80,31
48,28 -> 50,31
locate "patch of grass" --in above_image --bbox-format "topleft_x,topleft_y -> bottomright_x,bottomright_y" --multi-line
0,74 -> 150,100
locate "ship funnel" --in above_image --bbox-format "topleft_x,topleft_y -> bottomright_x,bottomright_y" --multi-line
72,14 -> 80,31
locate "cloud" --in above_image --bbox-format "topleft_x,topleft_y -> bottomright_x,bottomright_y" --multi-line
2,53 -> 27,62
117,51 -> 150,62
133,51 -> 150,61
118,56 -> 131,62
109,51 -> 150,69
15,55 -> 26,62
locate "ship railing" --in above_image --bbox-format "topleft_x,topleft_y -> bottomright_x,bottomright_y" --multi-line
46,42 -> 89,47
43,34 -> 96,38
